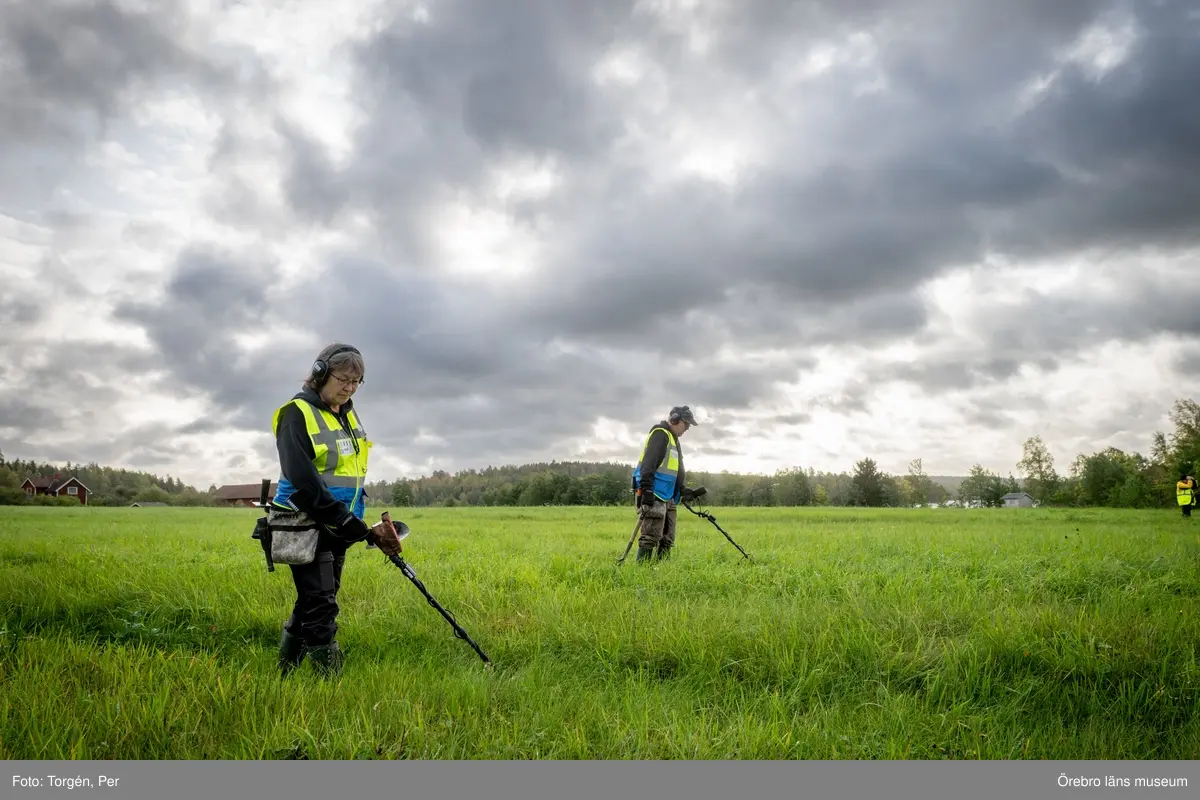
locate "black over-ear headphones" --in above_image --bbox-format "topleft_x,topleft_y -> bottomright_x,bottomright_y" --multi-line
311,344 -> 361,386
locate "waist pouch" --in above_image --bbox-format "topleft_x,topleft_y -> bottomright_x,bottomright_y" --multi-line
267,507 -> 323,565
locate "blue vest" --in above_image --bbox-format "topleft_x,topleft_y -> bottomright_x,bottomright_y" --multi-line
274,478 -> 367,520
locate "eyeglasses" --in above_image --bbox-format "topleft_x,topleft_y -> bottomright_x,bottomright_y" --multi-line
331,374 -> 364,388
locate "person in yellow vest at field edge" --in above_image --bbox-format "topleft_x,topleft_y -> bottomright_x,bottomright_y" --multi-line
632,405 -> 700,563
1178,473 -> 1197,518
269,343 -> 403,678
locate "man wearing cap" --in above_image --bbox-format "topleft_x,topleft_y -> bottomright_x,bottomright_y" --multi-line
632,406 -> 699,562
1178,473 -> 1196,518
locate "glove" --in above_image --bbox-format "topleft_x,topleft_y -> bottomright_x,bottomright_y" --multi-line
370,516 -> 404,556
332,511 -> 372,543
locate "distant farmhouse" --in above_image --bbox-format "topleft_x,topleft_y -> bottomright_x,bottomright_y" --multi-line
214,483 -> 277,507
1001,491 -> 1035,508
21,474 -> 90,505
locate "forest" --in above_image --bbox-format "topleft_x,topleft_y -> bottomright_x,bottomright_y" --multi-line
3,399 -> 1197,511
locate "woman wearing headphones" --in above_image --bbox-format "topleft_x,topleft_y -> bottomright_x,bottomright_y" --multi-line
267,342 -> 404,677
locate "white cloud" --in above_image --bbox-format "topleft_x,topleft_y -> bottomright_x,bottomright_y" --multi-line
1015,8 -> 1141,113
428,200 -> 546,280
1062,11 -> 1140,80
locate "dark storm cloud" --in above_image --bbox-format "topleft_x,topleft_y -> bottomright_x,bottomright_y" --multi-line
275,0 -> 638,244
0,297 -> 43,327
976,281 -> 1200,357
110,246 -> 310,429
812,380 -> 874,415
0,0 -> 256,147
0,340 -> 148,464
541,0 -> 1197,337
1175,353 -> 1200,379
260,0 -> 1200,382
696,426 -> 740,444
0,398 -> 67,433
814,293 -> 931,345
231,251 -> 826,464
101,247 -> 678,458
861,274 -> 1200,398
0,339 -> 148,391
996,4 -> 1200,257
361,1 -> 634,156
661,362 -> 803,412
0,0 -> 272,236
881,356 -> 1027,394
962,406 -> 1018,431
262,256 -> 667,455
273,117 -> 352,227
4,421 -> 203,474
700,0 -> 1108,78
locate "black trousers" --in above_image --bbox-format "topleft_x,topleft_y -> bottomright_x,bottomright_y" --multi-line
283,540 -> 348,647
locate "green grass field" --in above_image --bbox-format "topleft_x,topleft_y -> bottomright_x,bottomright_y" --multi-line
0,505 -> 1197,760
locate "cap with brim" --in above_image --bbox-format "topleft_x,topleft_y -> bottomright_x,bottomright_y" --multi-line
670,406 -> 698,425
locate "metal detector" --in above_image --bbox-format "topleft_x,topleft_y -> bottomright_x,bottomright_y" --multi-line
680,486 -> 752,560
379,512 -> 492,665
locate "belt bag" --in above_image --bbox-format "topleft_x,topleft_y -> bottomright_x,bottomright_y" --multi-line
267,507 -> 322,565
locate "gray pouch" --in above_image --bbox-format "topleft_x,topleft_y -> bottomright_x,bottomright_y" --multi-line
267,507 -> 322,565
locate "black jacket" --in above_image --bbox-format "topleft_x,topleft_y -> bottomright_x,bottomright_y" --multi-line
274,387 -> 370,538
638,421 -> 685,498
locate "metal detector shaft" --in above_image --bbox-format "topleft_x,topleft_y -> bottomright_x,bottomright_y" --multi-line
386,553 -> 491,664
682,500 -> 752,560
615,517 -> 642,565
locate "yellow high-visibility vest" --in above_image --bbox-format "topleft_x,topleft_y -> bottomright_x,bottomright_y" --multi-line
272,398 -> 372,512
633,426 -> 680,502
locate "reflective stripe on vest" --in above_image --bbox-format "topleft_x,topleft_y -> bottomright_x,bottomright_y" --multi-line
295,401 -> 366,489
632,426 -> 680,502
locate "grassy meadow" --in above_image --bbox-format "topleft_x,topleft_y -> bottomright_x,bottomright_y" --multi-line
0,504 -> 1197,760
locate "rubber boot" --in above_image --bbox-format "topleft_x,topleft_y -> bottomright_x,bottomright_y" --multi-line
307,641 -> 344,678
656,545 -> 672,561
635,546 -> 656,563
278,629 -> 306,677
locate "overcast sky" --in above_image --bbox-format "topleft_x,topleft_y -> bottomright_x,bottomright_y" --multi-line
2,0 -> 1198,489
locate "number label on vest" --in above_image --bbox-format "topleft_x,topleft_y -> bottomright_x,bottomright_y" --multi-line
337,438 -> 355,456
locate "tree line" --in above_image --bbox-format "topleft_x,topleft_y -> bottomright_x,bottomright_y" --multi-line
3,398 -> 1197,510
0,455 -> 216,507
370,398 -> 1200,510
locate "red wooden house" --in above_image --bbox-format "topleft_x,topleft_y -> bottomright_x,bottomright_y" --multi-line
213,482 -> 278,507
22,474 -> 91,505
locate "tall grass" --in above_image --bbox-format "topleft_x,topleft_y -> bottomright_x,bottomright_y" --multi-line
0,505 -> 1196,759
